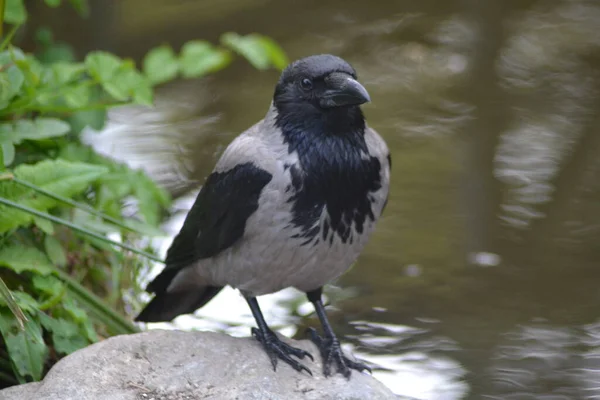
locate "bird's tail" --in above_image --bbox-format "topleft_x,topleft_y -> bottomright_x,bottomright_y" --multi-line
135,286 -> 223,323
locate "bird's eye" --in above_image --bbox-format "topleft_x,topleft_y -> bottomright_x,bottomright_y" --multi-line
300,78 -> 313,90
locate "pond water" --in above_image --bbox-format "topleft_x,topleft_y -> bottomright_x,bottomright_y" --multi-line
73,0 -> 600,398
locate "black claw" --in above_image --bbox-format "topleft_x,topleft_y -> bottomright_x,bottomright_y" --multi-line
305,352 -> 315,362
251,327 -> 313,375
307,327 -> 371,378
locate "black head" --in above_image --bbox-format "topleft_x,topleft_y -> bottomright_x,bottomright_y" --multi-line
273,54 -> 369,135
274,54 -> 370,110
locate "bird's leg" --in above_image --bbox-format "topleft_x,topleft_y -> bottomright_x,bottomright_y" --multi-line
246,296 -> 313,375
306,288 -> 371,378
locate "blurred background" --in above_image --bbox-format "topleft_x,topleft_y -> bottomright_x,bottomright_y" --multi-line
22,0 -> 600,398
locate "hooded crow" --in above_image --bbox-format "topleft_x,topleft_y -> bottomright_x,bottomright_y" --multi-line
136,54 -> 391,378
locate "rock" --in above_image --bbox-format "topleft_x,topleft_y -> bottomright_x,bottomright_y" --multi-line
0,382 -> 41,399
0,330 -> 396,400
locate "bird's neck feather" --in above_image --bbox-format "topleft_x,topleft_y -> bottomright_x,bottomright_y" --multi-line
272,102 -> 367,152
270,101 -> 381,245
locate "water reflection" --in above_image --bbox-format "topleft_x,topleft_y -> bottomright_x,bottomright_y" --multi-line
349,320 -> 468,398
76,0 -> 600,398
482,323 -> 600,399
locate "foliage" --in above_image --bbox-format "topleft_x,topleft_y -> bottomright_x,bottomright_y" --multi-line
0,0 -> 287,387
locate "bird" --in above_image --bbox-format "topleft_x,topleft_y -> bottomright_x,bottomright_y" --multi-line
135,54 -> 391,378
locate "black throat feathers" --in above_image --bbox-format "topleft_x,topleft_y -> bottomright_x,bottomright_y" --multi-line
274,104 -> 382,245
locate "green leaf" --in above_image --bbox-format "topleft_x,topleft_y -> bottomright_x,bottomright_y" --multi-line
64,83 -> 91,108
98,171 -> 133,199
62,297 -> 97,342
132,171 -> 171,226
221,32 -> 288,70
44,0 -> 62,7
103,66 -> 153,105
81,316 -> 97,342
0,245 -> 54,275
85,51 -> 123,83
38,313 -> 87,355
68,109 -> 107,133
143,45 -> 179,85
0,122 -> 12,138
61,297 -> 86,322
44,62 -> 86,85
7,47 -> 26,62
34,216 -> 55,234
250,35 -> 288,70
44,235 -> 67,267
0,159 -> 109,232
0,118 -> 71,144
14,56 -> 44,93
1,142 -> 15,166
0,124 -> 14,142
179,40 -> 232,79
0,312 -> 48,382
5,0 -> 28,24
72,210 -> 119,234
0,52 -> 25,109
8,118 -> 71,143
11,292 -> 40,313
122,219 -> 165,236
32,275 -> 63,295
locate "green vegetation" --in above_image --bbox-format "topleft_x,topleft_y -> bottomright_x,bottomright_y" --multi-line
0,0 -> 286,386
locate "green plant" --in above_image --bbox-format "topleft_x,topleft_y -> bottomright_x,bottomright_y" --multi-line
0,0 -> 287,387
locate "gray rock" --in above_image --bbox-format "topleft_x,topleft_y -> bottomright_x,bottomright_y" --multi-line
0,330 -> 396,400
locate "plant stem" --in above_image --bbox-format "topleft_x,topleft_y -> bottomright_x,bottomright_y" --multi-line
0,100 -> 130,117
11,177 -> 156,236
0,24 -> 20,53
0,0 -> 4,37
0,197 -> 164,263
53,268 -> 138,335
24,102 -> 128,114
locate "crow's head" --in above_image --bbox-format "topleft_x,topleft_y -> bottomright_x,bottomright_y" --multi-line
273,54 -> 369,134
274,54 -> 370,110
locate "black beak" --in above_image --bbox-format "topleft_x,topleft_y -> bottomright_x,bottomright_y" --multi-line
320,72 -> 371,108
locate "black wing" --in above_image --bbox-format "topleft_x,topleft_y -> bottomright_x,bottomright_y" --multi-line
147,162 -> 272,294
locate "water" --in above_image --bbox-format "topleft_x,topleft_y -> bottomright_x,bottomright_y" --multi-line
74,0 -> 600,398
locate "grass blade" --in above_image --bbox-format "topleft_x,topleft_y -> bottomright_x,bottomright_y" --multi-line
0,277 -> 26,330
0,196 -> 163,263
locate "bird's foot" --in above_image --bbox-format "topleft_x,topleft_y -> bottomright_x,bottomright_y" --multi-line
251,327 -> 313,375
307,327 -> 371,378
